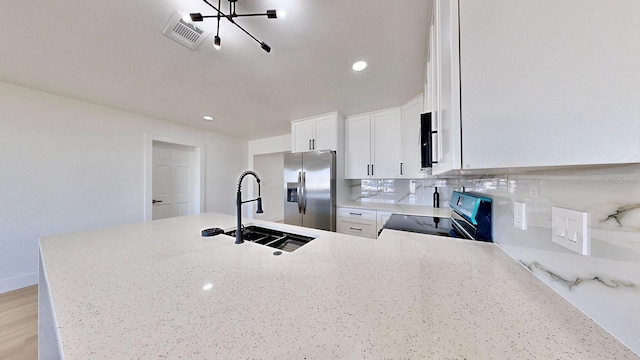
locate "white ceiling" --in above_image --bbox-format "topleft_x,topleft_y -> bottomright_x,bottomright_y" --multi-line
0,0 -> 431,140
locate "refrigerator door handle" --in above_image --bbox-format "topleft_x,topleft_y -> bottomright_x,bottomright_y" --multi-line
301,171 -> 307,214
297,172 -> 302,214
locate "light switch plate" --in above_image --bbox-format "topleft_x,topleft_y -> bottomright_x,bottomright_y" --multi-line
513,201 -> 527,230
551,207 -> 590,256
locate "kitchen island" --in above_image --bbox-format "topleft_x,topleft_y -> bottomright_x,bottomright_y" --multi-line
39,213 -> 637,359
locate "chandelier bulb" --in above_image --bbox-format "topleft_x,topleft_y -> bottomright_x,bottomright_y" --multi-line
277,9 -> 287,19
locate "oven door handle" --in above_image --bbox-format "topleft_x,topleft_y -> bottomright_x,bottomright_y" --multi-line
451,218 -> 475,240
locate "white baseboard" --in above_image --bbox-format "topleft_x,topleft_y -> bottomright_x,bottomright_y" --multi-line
0,272 -> 38,294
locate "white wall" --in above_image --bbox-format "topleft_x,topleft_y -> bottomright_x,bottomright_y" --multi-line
252,152 -> 286,222
245,135 -> 291,218
248,134 -> 290,158
0,81 -> 248,293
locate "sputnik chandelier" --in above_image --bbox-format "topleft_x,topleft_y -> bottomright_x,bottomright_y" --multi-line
188,0 -> 284,53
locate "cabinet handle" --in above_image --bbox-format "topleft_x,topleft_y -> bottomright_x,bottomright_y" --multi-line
371,164 -> 374,176
309,139 -> 312,150
400,162 -> 403,175
367,164 -> 370,176
312,139 -> 315,150
349,212 -> 362,216
349,227 -> 362,231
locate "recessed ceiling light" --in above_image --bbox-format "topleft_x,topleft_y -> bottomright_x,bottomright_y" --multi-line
352,61 -> 367,72
203,115 -> 214,121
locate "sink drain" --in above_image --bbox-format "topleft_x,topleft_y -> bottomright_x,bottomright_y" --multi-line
273,251 -> 282,256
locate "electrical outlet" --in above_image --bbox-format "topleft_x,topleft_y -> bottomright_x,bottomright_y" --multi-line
551,207 -> 590,256
513,201 -> 527,230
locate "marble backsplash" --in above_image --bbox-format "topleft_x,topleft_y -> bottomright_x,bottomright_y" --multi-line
449,164 -> 640,354
352,179 -> 453,208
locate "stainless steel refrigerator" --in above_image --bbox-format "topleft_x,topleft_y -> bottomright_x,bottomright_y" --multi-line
284,150 -> 336,231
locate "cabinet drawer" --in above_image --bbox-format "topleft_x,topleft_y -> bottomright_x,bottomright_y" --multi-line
337,219 -> 377,239
337,207 -> 376,221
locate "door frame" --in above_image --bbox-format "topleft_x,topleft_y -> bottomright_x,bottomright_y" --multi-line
144,133 -> 205,221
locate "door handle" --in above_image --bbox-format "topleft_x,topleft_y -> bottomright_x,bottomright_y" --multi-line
152,200 -> 162,204
297,172 -> 302,214
301,171 -> 306,214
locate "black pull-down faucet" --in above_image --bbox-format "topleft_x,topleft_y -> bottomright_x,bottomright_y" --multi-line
236,170 -> 264,244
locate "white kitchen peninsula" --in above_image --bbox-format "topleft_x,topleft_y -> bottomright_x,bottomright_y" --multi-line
39,213 -> 637,359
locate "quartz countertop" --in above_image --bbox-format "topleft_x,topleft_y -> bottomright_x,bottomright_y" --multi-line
39,213 -> 638,359
338,200 -> 452,217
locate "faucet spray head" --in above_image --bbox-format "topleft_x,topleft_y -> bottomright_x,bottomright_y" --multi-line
256,197 -> 264,214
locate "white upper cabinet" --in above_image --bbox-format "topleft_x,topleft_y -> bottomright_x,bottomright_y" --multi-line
312,115 -> 337,152
400,94 -> 425,178
429,0 -> 462,175
291,120 -> 314,153
345,108 -> 401,179
371,109 -> 402,178
427,0 -> 640,172
345,114 -> 372,179
291,113 -> 340,153
458,0 -> 640,169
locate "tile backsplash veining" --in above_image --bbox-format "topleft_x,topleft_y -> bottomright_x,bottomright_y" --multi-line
452,164 -> 640,354
352,179 -> 452,208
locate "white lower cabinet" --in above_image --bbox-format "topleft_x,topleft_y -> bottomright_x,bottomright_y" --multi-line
337,218 -> 377,239
337,207 -> 392,239
377,211 -> 393,234
337,207 -> 377,239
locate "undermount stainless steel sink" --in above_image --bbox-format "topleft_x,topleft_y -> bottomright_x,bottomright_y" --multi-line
224,226 -> 315,252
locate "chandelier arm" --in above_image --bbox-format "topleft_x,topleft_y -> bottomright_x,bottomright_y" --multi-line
216,0 -> 221,37
232,13 -> 271,17
200,13 -> 271,18
201,0 -> 232,22
200,0 -> 270,51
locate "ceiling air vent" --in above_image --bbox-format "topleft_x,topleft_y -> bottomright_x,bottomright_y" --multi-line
163,10 -> 210,50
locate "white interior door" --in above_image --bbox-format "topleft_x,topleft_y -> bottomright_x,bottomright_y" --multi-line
152,143 -> 195,220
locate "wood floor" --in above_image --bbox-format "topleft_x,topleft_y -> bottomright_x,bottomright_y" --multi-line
0,285 -> 37,360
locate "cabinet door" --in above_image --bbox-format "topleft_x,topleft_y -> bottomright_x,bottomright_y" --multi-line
377,211 -> 393,234
345,115 -> 372,179
312,114 -> 337,151
371,108 -> 401,179
291,120 -> 313,153
400,95 -> 425,178
459,0 -> 640,169
425,23 -> 436,113
432,0 -> 462,175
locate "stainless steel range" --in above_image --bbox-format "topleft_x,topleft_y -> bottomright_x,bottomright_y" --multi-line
381,191 -> 492,242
